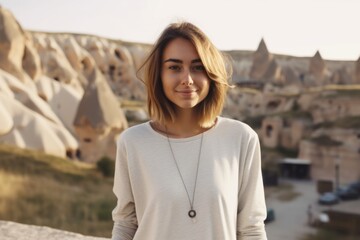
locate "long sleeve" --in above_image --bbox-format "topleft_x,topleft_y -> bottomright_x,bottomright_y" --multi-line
237,133 -> 267,240
111,135 -> 138,240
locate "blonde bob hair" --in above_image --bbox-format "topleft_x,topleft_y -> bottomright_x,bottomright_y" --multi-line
139,22 -> 232,128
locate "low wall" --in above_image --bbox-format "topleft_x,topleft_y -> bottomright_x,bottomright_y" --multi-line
0,221 -> 109,240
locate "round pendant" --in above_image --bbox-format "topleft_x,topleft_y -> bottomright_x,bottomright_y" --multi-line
188,210 -> 196,218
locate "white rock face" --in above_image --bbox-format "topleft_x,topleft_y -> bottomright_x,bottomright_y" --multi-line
0,221 -> 109,240
32,33 -> 84,94
36,76 -> 82,134
0,7 -> 26,81
0,93 -> 78,157
0,100 -> 13,135
58,36 -> 96,86
0,70 -> 63,126
22,32 -> 42,80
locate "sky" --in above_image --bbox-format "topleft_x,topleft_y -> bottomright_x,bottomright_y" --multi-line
1,0 -> 360,61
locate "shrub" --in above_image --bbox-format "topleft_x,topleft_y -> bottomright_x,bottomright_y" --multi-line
97,156 -> 115,177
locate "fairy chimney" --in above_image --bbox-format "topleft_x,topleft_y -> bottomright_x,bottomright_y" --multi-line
73,68 -> 128,162
249,39 -> 272,80
309,51 -> 326,80
249,38 -> 281,82
355,56 -> 360,84
329,66 -> 351,85
0,7 -> 25,78
0,7 -> 36,90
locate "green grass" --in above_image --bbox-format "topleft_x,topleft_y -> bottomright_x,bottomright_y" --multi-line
0,144 -> 115,237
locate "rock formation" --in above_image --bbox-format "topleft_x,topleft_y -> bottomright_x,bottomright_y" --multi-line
0,7 -> 35,90
249,39 -> 282,82
0,5 -> 360,176
22,32 -> 42,80
260,116 -> 283,148
0,92 -> 78,158
309,51 -> 327,82
33,33 -> 83,94
355,56 -> 360,84
0,70 -> 63,125
0,100 -> 13,135
58,36 -> 95,87
329,66 -> 352,85
309,94 -> 360,124
35,75 -> 82,134
74,68 -> 128,162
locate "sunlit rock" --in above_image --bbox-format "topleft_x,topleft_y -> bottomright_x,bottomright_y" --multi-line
74,69 -> 128,162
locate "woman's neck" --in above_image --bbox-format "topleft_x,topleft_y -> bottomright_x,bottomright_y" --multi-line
151,110 -> 199,138
151,109 -> 217,138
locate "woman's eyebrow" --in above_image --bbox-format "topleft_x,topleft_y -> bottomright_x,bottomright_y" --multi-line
191,59 -> 202,63
163,58 -> 202,63
163,58 -> 182,63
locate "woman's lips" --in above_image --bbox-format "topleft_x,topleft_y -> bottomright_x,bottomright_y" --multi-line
177,90 -> 196,93
176,89 -> 197,97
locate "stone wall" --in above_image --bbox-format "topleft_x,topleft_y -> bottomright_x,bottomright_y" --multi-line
0,221 -> 109,240
299,138 -> 360,184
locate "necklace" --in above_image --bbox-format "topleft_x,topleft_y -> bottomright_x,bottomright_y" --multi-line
165,128 -> 203,219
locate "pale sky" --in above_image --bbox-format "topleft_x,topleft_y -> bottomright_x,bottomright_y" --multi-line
1,0 -> 360,61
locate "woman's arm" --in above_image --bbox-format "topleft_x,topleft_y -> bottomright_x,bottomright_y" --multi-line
237,133 -> 267,240
111,136 -> 138,240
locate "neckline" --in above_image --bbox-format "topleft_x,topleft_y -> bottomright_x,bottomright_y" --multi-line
146,116 -> 222,142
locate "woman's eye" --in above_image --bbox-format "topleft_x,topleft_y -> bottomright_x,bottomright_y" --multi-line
169,65 -> 181,71
193,65 -> 205,71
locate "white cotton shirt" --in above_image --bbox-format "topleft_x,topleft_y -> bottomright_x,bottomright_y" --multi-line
112,117 -> 267,240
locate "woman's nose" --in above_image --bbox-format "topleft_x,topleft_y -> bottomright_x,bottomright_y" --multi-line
181,70 -> 194,86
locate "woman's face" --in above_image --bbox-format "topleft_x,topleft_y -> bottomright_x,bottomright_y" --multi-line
161,38 -> 210,111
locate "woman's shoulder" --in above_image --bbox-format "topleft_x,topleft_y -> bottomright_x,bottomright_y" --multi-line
117,121 -> 151,142
217,116 -> 258,139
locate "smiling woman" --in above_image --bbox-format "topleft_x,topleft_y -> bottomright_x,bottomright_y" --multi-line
111,22 -> 268,240
161,38 -> 210,112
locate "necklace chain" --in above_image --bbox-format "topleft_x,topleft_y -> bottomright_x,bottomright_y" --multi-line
165,128 -> 203,218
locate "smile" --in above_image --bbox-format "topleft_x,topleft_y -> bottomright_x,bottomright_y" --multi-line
176,89 -> 197,93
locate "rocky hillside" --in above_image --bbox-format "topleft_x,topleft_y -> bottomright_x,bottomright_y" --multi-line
0,6 -> 359,183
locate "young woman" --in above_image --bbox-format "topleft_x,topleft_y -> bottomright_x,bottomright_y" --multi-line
111,22 -> 267,240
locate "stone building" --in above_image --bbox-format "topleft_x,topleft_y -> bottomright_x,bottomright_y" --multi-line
299,136 -> 360,184
260,116 -> 311,150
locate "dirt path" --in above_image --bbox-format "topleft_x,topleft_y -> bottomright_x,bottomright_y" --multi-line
265,179 -> 318,240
